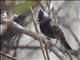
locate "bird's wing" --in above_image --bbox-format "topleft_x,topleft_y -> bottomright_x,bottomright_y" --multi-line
50,24 -> 72,49
50,25 -> 64,36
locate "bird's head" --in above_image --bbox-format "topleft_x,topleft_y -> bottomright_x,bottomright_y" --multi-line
38,9 -> 51,23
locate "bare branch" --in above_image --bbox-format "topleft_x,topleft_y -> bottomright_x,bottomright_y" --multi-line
0,51 -> 17,60
12,46 -> 41,49
38,1 -> 46,11
30,7 -> 48,60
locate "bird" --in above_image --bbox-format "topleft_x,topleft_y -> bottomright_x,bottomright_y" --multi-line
38,9 -> 72,50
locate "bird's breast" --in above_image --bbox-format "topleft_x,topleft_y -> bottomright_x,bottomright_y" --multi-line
40,23 -> 55,38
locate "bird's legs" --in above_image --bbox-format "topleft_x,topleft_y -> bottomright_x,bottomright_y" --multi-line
47,37 -> 51,40
47,36 -> 59,47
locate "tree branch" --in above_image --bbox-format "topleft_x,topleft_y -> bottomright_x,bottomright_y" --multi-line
38,1 -> 45,11
30,7 -> 47,60
0,51 -> 17,60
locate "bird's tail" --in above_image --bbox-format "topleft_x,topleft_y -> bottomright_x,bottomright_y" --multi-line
57,31 -> 72,50
60,36 -> 72,50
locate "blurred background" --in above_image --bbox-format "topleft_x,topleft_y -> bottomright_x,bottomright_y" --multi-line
0,0 -> 80,60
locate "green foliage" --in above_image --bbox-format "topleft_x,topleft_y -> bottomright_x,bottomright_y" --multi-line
13,1 -> 37,14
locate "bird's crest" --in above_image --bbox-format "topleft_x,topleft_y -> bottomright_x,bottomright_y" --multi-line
38,9 -> 49,19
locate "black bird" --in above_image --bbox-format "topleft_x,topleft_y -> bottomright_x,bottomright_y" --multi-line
38,9 -> 72,50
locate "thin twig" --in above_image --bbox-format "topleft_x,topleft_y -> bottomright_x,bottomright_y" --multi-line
13,34 -> 21,57
0,51 -> 17,60
45,45 -> 50,60
30,7 -> 47,60
47,0 -> 51,16
38,1 -> 45,11
12,46 -> 41,49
